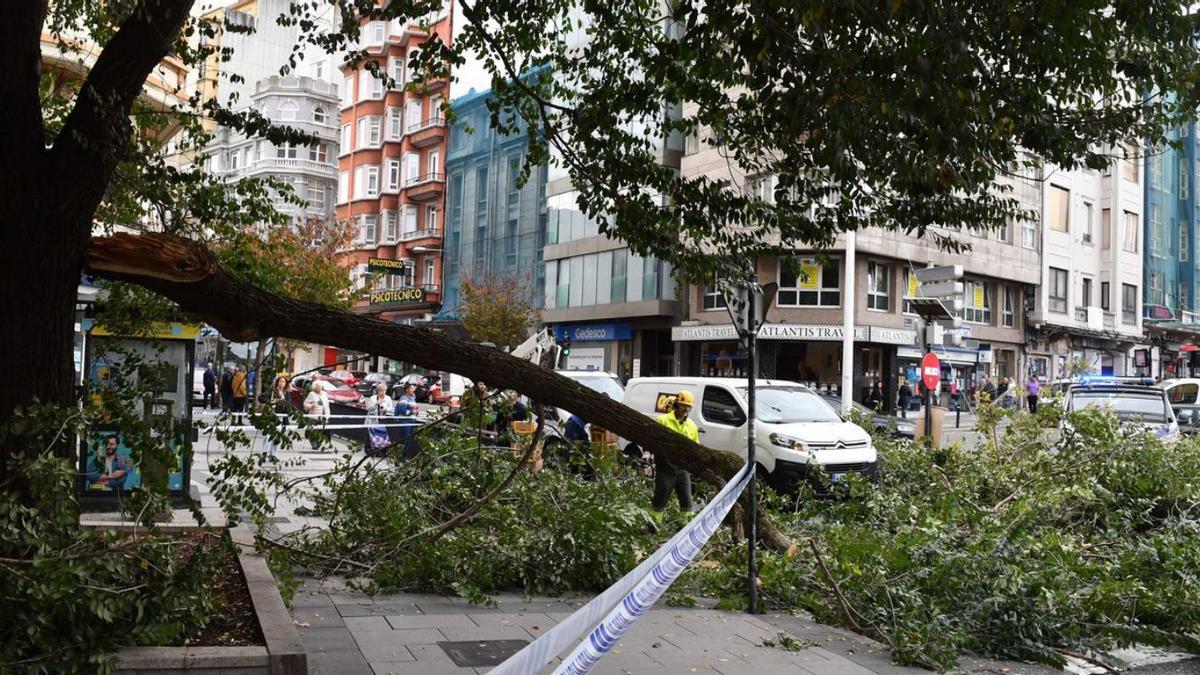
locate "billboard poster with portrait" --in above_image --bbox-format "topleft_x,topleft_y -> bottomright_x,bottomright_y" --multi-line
79,324 -> 196,504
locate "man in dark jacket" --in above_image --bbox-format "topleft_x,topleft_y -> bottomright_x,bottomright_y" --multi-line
202,362 -> 217,409
219,366 -> 235,413
897,380 -> 913,418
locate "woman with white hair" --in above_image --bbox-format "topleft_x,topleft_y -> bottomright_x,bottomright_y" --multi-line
303,380 -> 331,419
363,382 -> 394,455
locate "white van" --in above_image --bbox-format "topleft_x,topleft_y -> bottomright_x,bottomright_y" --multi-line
622,377 -> 877,492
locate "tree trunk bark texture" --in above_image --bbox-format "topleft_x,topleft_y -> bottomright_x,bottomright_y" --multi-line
87,233 -> 794,552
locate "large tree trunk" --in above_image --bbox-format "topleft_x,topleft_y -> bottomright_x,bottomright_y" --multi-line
86,233 -> 794,552
0,0 -> 193,498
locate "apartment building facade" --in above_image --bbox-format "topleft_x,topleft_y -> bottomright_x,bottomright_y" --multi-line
442,87 -> 548,317
204,75 -> 340,225
673,115 -> 1040,411
1026,148 -> 1148,379
194,0 -> 339,113
336,8 -> 452,334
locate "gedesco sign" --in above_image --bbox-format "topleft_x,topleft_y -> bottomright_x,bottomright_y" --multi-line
554,323 -> 633,342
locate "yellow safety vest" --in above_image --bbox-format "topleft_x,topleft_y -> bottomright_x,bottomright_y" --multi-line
657,412 -> 698,443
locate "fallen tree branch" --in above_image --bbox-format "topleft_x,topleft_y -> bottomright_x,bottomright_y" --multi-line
807,538 -> 866,632
407,403 -> 545,551
251,532 -> 372,572
86,232 -> 794,552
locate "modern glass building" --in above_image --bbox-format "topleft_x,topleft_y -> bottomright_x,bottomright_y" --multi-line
441,86 -> 548,318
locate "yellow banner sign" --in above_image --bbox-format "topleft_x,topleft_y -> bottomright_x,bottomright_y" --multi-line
799,261 -> 821,289
370,287 -> 427,307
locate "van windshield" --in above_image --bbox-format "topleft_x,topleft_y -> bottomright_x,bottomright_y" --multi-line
736,386 -> 842,424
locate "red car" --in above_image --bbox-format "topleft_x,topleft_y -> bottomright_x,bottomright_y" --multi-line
288,375 -> 364,408
324,369 -> 365,388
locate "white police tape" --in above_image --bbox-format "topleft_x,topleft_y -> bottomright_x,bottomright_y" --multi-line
490,461 -> 754,675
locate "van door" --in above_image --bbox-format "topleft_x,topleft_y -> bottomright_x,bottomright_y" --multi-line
699,385 -> 747,458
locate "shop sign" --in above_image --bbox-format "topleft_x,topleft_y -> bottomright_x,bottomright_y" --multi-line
564,347 -> 606,372
554,322 -> 633,342
370,287 -> 427,307
869,327 -> 918,345
673,323 -> 914,343
368,257 -> 412,275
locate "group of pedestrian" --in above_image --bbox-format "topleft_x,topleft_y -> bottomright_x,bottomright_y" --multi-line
360,381 -> 427,458
201,362 -> 250,413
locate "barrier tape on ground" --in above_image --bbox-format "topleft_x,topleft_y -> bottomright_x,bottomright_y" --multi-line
491,461 -> 754,675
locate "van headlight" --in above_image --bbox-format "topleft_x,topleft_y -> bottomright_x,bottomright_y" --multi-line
769,433 -> 807,451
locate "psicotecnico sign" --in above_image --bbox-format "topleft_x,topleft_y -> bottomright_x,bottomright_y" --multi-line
369,287 -> 427,308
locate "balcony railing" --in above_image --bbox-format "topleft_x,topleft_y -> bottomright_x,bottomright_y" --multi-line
1073,307 -> 1088,322
221,157 -> 337,177
407,116 -> 446,134
1104,313 -> 1116,330
404,172 -> 445,188
421,284 -> 440,293
399,228 -> 442,241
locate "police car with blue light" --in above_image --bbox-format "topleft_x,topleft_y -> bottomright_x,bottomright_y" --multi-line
1062,376 -> 1180,442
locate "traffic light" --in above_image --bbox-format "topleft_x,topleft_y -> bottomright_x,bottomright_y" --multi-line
561,341 -> 571,357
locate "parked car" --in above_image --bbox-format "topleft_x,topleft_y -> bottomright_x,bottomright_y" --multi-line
324,369 -> 365,388
1064,377 -> 1179,442
816,393 -> 916,439
1158,378 -> 1200,435
392,373 -> 440,403
621,377 -> 877,493
288,375 -> 365,409
192,367 -> 206,406
355,372 -> 397,396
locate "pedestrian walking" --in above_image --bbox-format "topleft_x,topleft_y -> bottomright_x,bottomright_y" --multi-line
202,362 -> 217,409
364,383 -> 394,455
230,366 -> 249,414
652,390 -> 697,519
262,376 -> 290,457
865,379 -> 884,412
980,375 -> 996,403
304,380 -> 331,419
1026,374 -> 1041,414
898,379 -> 913,419
219,365 -> 234,413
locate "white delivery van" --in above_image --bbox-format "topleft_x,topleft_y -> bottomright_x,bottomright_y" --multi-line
622,377 -> 877,492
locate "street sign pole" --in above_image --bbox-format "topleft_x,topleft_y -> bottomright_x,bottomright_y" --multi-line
723,274 -> 776,616
745,288 -> 757,616
923,326 -> 932,451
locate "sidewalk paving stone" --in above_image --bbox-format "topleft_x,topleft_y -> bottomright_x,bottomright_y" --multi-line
291,606 -> 346,629
308,649 -> 374,675
302,626 -> 360,654
344,616 -> 394,632
437,624 -> 536,642
387,613 -> 478,630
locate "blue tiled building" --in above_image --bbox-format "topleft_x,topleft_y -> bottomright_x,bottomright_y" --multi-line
1145,122 -> 1200,376
440,87 -> 548,319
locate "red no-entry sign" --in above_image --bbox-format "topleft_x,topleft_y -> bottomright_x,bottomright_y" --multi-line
921,352 -> 942,391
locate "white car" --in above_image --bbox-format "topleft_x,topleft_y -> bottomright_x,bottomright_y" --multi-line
621,377 -> 877,492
